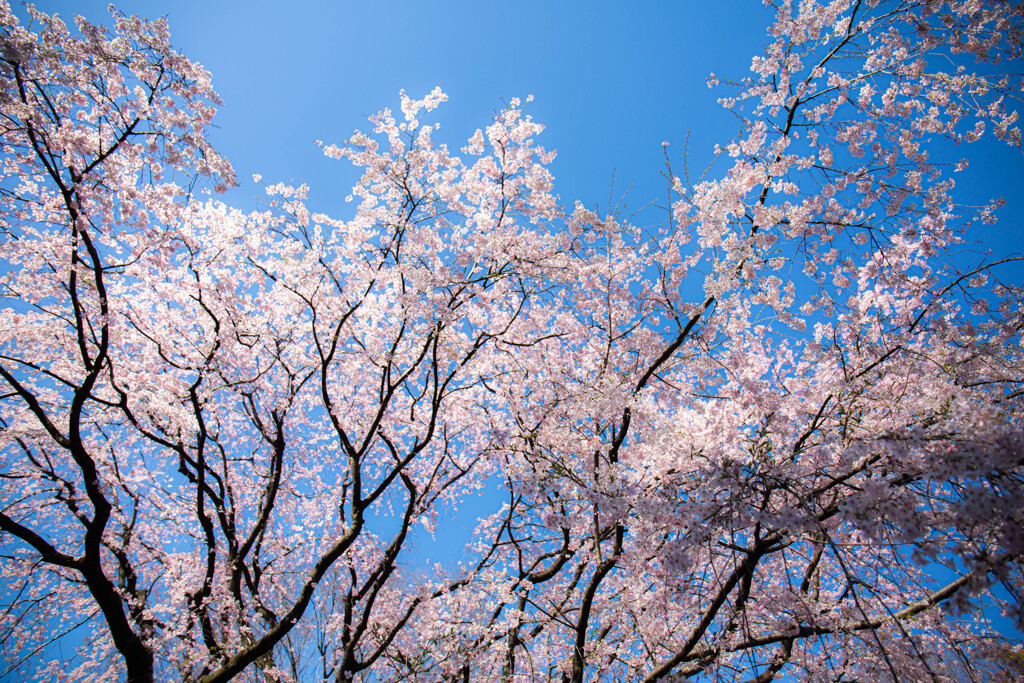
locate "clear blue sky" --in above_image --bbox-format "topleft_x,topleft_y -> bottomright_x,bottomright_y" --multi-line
17,1 -> 776,218
22,1 -> 1024,253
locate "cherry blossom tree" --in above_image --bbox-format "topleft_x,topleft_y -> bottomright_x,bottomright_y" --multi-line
1,1 -> 1023,681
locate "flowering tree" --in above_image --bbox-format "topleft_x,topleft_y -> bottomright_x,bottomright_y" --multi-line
1,1 -> 1023,681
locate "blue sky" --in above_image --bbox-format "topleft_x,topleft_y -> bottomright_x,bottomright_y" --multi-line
23,1 -> 1023,253
25,1 -> 773,216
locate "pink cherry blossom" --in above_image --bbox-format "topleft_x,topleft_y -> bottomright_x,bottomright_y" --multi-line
1,1 -> 1023,682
